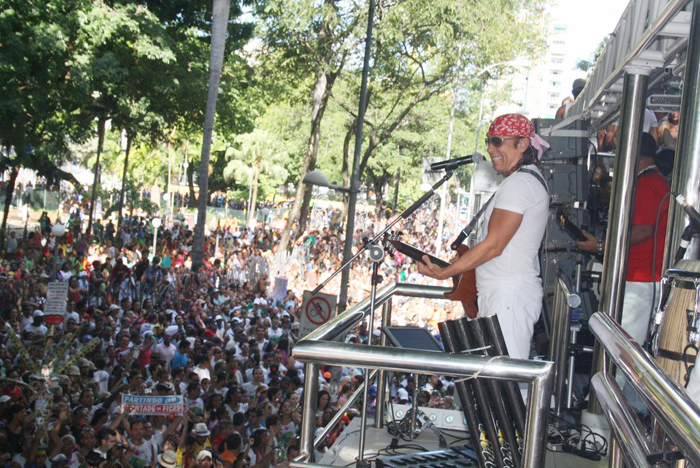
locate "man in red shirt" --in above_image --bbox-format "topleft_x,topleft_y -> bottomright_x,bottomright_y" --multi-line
578,132 -> 670,344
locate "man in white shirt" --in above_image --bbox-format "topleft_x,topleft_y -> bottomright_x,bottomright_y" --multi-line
155,333 -> 177,368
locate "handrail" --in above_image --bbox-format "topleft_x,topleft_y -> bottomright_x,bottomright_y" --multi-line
589,312 -> 700,466
313,369 -> 377,450
295,283 -> 451,462
591,372 -> 654,468
570,0 -> 692,123
548,273 -> 576,414
293,340 -> 555,468
301,283 -> 452,343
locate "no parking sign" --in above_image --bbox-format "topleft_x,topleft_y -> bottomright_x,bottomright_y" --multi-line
299,291 -> 337,338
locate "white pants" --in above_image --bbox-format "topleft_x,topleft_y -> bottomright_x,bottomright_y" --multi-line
620,281 -> 658,345
477,288 -> 542,360
618,281 -> 659,413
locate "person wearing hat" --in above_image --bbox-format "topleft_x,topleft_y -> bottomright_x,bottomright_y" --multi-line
23,310 -> 47,338
418,114 -> 550,362
195,449 -> 214,467
192,423 -> 213,455
556,78 -> 587,118
156,449 -> 178,468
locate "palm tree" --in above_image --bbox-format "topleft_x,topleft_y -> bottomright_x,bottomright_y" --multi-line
191,0 -> 231,269
223,129 -> 288,227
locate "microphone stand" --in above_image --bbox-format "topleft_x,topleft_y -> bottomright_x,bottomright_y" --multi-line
311,169 -> 456,298
313,169 -> 455,467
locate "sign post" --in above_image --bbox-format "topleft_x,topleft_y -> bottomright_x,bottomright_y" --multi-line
299,291 -> 337,338
44,281 -> 69,326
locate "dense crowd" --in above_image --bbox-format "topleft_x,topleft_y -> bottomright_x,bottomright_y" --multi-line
0,197 -> 465,468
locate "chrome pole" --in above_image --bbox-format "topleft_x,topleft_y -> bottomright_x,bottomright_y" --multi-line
664,0 -> 700,269
591,372 -> 654,468
589,70 -> 649,414
374,301 -> 392,429
589,312 -> 700,466
293,340 -> 555,468
549,274 -> 572,414
314,370 -> 378,450
357,260 -> 381,463
298,363 -> 319,462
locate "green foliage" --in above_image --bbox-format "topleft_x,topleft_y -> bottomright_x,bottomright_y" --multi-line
223,128 -> 289,194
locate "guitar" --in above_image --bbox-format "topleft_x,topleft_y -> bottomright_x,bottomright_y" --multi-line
556,205 -> 587,242
388,238 -> 478,318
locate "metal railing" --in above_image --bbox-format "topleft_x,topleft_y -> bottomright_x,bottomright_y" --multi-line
292,282 -> 556,468
589,312 -> 700,467
548,274 -> 574,414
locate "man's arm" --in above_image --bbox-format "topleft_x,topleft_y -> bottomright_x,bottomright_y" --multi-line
576,225 -> 654,253
417,208 -> 523,280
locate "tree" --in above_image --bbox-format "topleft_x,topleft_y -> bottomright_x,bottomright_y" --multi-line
73,2 -> 177,235
253,0 -> 364,252
0,0 -> 91,246
223,129 -> 289,226
191,0 -> 232,268
335,0 -> 546,212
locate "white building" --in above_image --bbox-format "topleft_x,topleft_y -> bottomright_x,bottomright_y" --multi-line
492,23 -> 587,120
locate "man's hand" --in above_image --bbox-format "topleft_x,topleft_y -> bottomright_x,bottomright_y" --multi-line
576,230 -> 599,253
416,255 -> 448,281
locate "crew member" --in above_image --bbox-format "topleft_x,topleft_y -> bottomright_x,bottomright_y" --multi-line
577,132 -> 669,345
417,114 -> 550,360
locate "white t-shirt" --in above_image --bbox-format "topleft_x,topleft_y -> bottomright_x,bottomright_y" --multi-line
128,438 -> 154,468
476,165 -> 549,297
94,370 -> 110,393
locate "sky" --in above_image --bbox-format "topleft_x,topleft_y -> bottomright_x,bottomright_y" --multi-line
552,0 -> 631,63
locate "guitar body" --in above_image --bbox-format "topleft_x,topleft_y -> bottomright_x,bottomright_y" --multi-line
443,245 -> 479,318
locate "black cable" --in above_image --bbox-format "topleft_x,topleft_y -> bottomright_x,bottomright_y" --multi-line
682,344 -> 698,387
650,190 -> 674,334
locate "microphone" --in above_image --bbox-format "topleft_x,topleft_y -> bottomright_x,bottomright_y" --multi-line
674,193 -> 700,228
430,155 -> 473,172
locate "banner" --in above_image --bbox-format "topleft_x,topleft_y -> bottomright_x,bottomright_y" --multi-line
121,394 -> 185,416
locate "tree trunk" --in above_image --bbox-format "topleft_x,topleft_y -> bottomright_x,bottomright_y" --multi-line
247,164 -> 260,228
191,0 -> 231,269
186,156 -> 196,207
86,118 -> 106,236
0,166 -> 19,250
117,134 -> 132,236
392,167 -> 400,213
297,184 -> 313,234
278,70 -> 335,251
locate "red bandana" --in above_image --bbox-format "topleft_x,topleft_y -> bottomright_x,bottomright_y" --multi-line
487,113 -> 535,137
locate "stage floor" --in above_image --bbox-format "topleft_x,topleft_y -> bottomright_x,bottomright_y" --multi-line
318,416 -> 608,467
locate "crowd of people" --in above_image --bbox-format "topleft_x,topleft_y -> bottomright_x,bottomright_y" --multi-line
0,192 -> 466,468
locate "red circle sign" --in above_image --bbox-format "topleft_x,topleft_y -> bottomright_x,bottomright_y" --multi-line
305,296 -> 331,325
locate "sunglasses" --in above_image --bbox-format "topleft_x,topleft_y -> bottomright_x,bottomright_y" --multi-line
485,136 -> 519,147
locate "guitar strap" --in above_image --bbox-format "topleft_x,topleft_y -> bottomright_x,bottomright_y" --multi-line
518,166 -> 549,194
452,166 -> 549,249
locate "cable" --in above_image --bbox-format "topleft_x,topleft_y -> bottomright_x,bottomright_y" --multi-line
682,343 -> 698,387
650,190 -> 674,336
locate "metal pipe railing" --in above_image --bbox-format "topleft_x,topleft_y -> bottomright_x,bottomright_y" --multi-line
296,283 -> 451,462
589,312 -> 700,466
374,301 -> 392,428
589,70 -> 649,415
313,370 -> 378,450
570,0 -> 691,117
548,274 -> 575,414
293,340 -> 555,468
302,283 -> 451,343
591,372 -> 654,468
